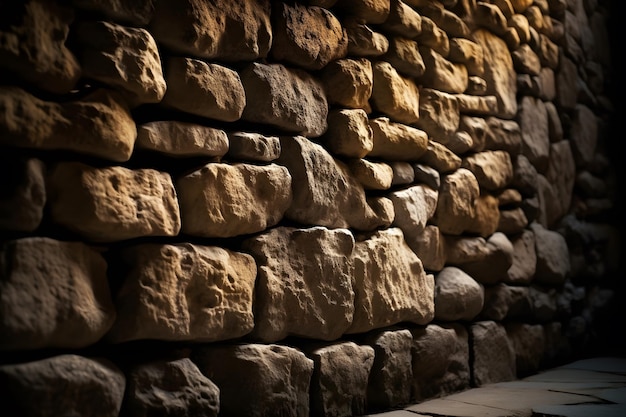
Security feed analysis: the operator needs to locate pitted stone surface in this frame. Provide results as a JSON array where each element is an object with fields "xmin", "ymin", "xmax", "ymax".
[{"xmin": 107, "ymin": 243, "xmax": 256, "ymax": 343}]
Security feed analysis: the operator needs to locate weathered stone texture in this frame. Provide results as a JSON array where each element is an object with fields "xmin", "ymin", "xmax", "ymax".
[
  {"xmin": 242, "ymin": 227, "xmax": 355, "ymax": 342},
  {"xmin": 434, "ymin": 266, "xmax": 484, "ymax": 322},
  {"xmin": 0, "ymin": 156, "xmax": 45, "ymax": 232},
  {"xmin": 348, "ymin": 228, "xmax": 435, "ymax": 333},
  {"xmin": 271, "ymin": 2, "xmax": 347, "ymax": 70},
  {"xmin": 320, "ymin": 58, "xmax": 373, "ymax": 110},
  {"xmin": 470, "ymin": 321, "xmax": 516, "ymax": 386},
  {"xmin": 150, "ymin": 0, "xmax": 271, "ymax": 61},
  {"xmin": 176, "ymin": 163, "xmax": 291, "ymax": 238},
  {"xmin": 0, "ymin": 87, "xmax": 136, "ymax": 162},
  {"xmin": 0, "ymin": 0, "xmax": 80, "ymax": 94},
  {"xmin": 161, "ymin": 57, "xmax": 245, "ymax": 122},
  {"xmin": 369, "ymin": 117, "xmax": 429, "ymax": 161},
  {"xmin": 0, "ymin": 355, "xmax": 125, "ymax": 417},
  {"xmin": 107, "ymin": 243, "xmax": 256, "ymax": 343},
  {"xmin": 122, "ymin": 358, "xmax": 220, "ymax": 417},
  {"xmin": 193, "ymin": 343, "xmax": 313, "ymax": 417},
  {"xmin": 371, "ymin": 61, "xmax": 421, "ymax": 124},
  {"xmin": 411, "ymin": 324, "xmax": 470, "ymax": 401},
  {"xmin": 433, "ymin": 168, "xmax": 480, "ymax": 235},
  {"xmin": 136, "ymin": 121, "xmax": 229, "ymax": 158},
  {"xmin": 241, "ymin": 63, "xmax": 328, "ymax": 137},
  {"xmin": 48, "ymin": 163, "xmax": 180, "ymax": 242},
  {"xmin": 0, "ymin": 238, "xmax": 114, "ymax": 350},
  {"xmin": 307, "ymin": 342, "xmax": 375, "ymax": 417}
]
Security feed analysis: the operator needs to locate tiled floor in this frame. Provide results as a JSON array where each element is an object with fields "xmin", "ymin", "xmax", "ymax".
[{"xmin": 366, "ymin": 357, "xmax": 626, "ymax": 417}]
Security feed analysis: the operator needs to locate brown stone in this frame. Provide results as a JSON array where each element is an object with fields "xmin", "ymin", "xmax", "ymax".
[
  {"xmin": 137, "ymin": 121, "xmax": 229, "ymax": 158},
  {"xmin": 371, "ymin": 61, "xmax": 420, "ymax": 124},
  {"xmin": 0, "ymin": 156, "xmax": 45, "ymax": 232}
]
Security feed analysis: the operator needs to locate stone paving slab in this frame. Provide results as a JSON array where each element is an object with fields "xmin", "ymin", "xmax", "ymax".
[{"xmin": 368, "ymin": 357, "xmax": 626, "ymax": 417}]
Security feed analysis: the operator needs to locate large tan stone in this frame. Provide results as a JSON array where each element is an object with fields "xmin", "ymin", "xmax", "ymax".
[
  {"xmin": 122, "ymin": 358, "xmax": 219, "ymax": 417},
  {"xmin": 0, "ymin": 0, "xmax": 80, "ymax": 94},
  {"xmin": 381, "ymin": 0, "xmax": 423, "ymax": 38},
  {"xmin": 161, "ymin": 57, "xmax": 245, "ymax": 122},
  {"xmin": 433, "ymin": 168, "xmax": 480, "ymax": 235},
  {"xmin": 473, "ymin": 29, "xmax": 518, "ymax": 118},
  {"xmin": 241, "ymin": 63, "xmax": 328, "ymax": 137},
  {"xmin": 384, "ymin": 37, "xmax": 425, "ymax": 78},
  {"xmin": 136, "ymin": 121, "xmax": 228, "ymax": 158},
  {"xmin": 48, "ymin": 163, "xmax": 180, "ymax": 242},
  {"xmin": 271, "ymin": 2, "xmax": 347, "ymax": 70},
  {"xmin": 75, "ymin": 21, "xmax": 166, "ymax": 106},
  {"xmin": 462, "ymin": 150, "xmax": 514, "ymax": 191},
  {"xmin": 368, "ymin": 117, "xmax": 429, "ymax": 161},
  {"xmin": 466, "ymin": 193, "xmax": 501, "ymax": 238},
  {"xmin": 414, "ymin": 88, "xmax": 460, "ymax": 144},
  {"xmin": 419, "ymin": 46, "xmax": 469, "ymax": 94},
  {"xmin": 176, "ymin": 163, "xmax": 291, "ymax": 238},
  {"xmin": 409, "ymin": 225, "xmax": 446, "ymax": 272},
  {"xmin": 227, "ymin": 132, "xmax": 281, "ymax": 162},
  {"xmin": 320, "ymin": 58, "xmax": 373, "ymax": 109},
  {"xmin": 321, "ymin": 109, "xmax": 373, "ymax": 158},
  {"xmin": 0, "ymin": 355, "xmax": 125, "ymax": 417},
  {"xmin": 371, "ymin": 61, "xmax": 420, "ymax": 124},
  {"xmin": 242, "ymin": 226, "xmax": 355, "ymax": 342},
  {"xmin": 150, "ymin": 0, "xmax": 271, "ymax": 61},
  {"xmin": 334, "ymin": 0, "xmax": 391, "ymax": 24},
  {"xmin": 348, "ymin": 228, "xmax": 435, "ymax": 333},
  {"xmin": 306, "ymin": 342, "xmax": 375, "ymax": 417},
  {"xmin": 389, "ymin": 184, "xmax": 439, "ymax": 244},
  {"xmin": 0, "ymin": 156, "xmax": 45, "ymax": 232},
  {"xmin": 279, "ymin": 136, "xmax": 390, "ymax": 231},
  {"xmin": 107, "ymin": 243, "xmax": 256, "ymax": 343},
  {"xmin": 0, "ymin": 87, "xmax": 136, "ymax": 162},
  {"xmin": 344, "ymin": 17, "xmax": 390, "ymax": 57},
  {"xmin": 456, "ymin": 232, "xmax": 515, "ymax": 285},
  {"xmin": 192, "ymin": 343, "xmax": 313, "ymax": 417},
  {"xmin": 0, "ymin": 238, "xmax": 114, "ymax": 350},
  {"xmin": 420, "ymin": 141, "xmax": 462, "ymax": 174}
]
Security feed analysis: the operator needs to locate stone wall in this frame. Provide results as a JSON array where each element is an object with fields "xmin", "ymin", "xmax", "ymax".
[{"xmin": 0, "ymin": 0, "xmax": 622, "ymax": 416}]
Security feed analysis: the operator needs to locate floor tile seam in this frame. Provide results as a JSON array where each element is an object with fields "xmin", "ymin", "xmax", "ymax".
[{"xmin": 543, "ymin": 388, "xmax": 616, "ymax": 405}]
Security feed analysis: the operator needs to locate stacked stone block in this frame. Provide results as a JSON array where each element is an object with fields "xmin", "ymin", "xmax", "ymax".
[{"xmin": 0, "ymin": 0, "xmax": 620, "ymax": 416}]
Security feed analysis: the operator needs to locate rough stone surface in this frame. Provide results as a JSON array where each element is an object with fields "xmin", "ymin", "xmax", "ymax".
[
  {"xmin": 0, "ymin": 0, "xmax": 80, "ymax": 94},
  {"xmin": 242, "ymin": 227, "xmax": 355, "ymax": 342},
  {"xmin": 348, "ymin": 228, "xmax": 435, "ymax": 333},
  {"xmin": 176, "ymin": 163, "xmax": 291, "ymax": 238},
  {"xmin": 0, "ymin": 156, "xmax": 45, "ymax": 232},
  {"xmin": 161, "ymin": 57, "xmax": 245, "ymax": 122},
  {"xmin": 414, "ymin": 88, "xmax": 460, "ymax": 144},
  {"xmin": 371, "ymin": 61, "xmax": 421, "ymax": 124},
  {"xmin": 107, "ymin": 243, "xmax": 257, "ymax": 343},
  {"xmin": 227, "ymin": 132, "xmax": 281, "ymax": 162},
  {"xmin": 471, "ymin": 321, "xmax": 516, "ymax": 386},
  {"xmin": 136, "ymin": 121, "xmax": 229, "ymax": 158},
  {"xmin": 322, "ymin": 109, "xmax": 373, "ymax": 158},
  {"xmin": 433, "ymin": 168, "xmax": 480, "ymax": 235},
  {"xmin": 0, "ymin": 238, "xmax": 114, "ymax": 350},
  {"xmin": 0, "ymin": 87, "xmax": 136, "ymax": 162},
  {"xmin": 122, "ymin": 358, "xmax": 219, "ymax": 417},
  {"xmin": 320, "ymin": 58, "xmax": 373, "ymax": 110},
  {"xmin": 241, "ymin": 63, "xmax": 328, "ymax": 137},
  {"xmin": 411, "ymin": 324, "xmax": 470, "ymax": 401},
  {"xmin": 48, "ymin": 162, "xmax": 180, "ymax": 242},
  {"xmin": 531, "ymin": 222, "xmax": 570, "ymax": 286},
  {"xmin": 369, "ymin": 117, "xmax": 429, "ymax": 161},
  {"xmin": 462, "ymin": 150, "xmax": 514, "ymax": 191},
  {"xmin": 278, "ymin": 136, "xmax": 390, "ymax": 231},
  {"xmin": 365, "ymin": 329, "xmax": 414, "ymax": 411},
  {"xmin": 192, "ymin": 343, "xmax": 313, "ymax": 417},
  {"xmin": 306, "ymin": 342, "xmax": 375, "ymax": 417},
  {"xmin": 150, "ymin": 0, "xmax": 271, "ymax": 61},
  {"xmin": 389, "ymin": 184, "xmax": 439, "ymax": 244},
  {"xmin": 75, "ymin": 20, "xmax": 166, "ymax": 106},
  {"xmin": 0, "ymin": 355, "xmax": 125, "ymax": 417},
  {"xmin": 434, "ymin": 266, "xmax": 484, "ymax": 322},
  {"xmin": 505, "ymin": 229, "xmax": 537, "ymax": 285},
  {"xmin": 271, "ymin": 2, "xmax": 347, "ymax": 70}
]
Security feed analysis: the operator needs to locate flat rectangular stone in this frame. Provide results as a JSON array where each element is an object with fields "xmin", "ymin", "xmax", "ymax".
[
  {"xmin": 524, "ymin": 369, "xmax": 626, "ymax": 384},
  {"xmin": 405, "ymin": 398, "xmax": 520, "ymax": 417}
]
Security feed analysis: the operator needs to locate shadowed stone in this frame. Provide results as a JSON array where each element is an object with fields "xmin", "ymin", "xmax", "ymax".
[
  {"xmin": 320, "ymin": 58, "xmax": 373, "ymax": 109},
  {"xmin": 192, "ymin": 344, "xmax": 313, "ymax": 417},
  {"xmin": 0, "ymin": 238, "xmax": 115, "ymax": 350},
  {"xmin": 122, "ymin": 358, "xmax": 219, "ymax": 417},
  {"xmin": 371, "ymin": 61, "xmax": 420, "ymax": 124},
  {"xmin": 0, "ymin": 355, "xmax": 125, "ymax": 417},
  {"xmin": 505, "ymin": 229, "xmax": 537, "ymax": 285},
  {"xmin": 434, "ymin": 266, "xmax": 484, "ymax": 322},
  {"xmin": 531, "ymin": 222, "xmax": 570, "ymax": 286},
  {"xmin": 419, "ymin": 47, "xmax": 469, "ymax": 93},
  {"xmin": 107, "ymin": 243, "xmax": 256, "ymax": 343},
  {"xmin": 0, "ymin": 156, "xmax": 45, "ymax": 232},
  {"xmin": 305, "ymin": 342, "xmax": 375, "ymax": 417},
  {"xmin": 369, "ymin": 117, "xmax": 428, "ymax": 161},
  {"xmin": 470, "ymin": 321, "xmax": 516, "ymax": 386},
  {"xmin": 411, "ymin": 324, "xmax": 470, "ymax": 401},
  {"xmin": 345, "ymin": 17, "xmax": 390, "ymax": 57},
  {"xmin": 227, "ymin": 132, "xmax": 281, "ymax": 162},
  {"xmin": 73, "ymin": 0, "xmax": 155, "ymax": 25},
  {"xmin": 0, "ymin": 0, "xmax": 80, "ymax": 94},
  {"xmin": 0, "ymin": 87, "xmax": 136, "ymax": 162},
  {"xmin": 433, "ymin": 168, "xmax": 479, "ymax": 235}
]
